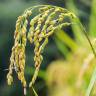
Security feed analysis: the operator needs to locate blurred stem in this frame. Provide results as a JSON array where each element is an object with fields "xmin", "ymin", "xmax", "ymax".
[
  {"xmin": 54, "ymin": 36, "xmax": 69, "ymax": 58},
  {"xmin": 25, "ymin": 67, "xmax": 46, "ymax": 80},
  {"xmin": 55, "ymin": 29, "xmax": 78, "ymax": 52},
  {"xmin": 76, "ymin": 18, "xmax": 96, "ymax": 57},
  {"xmin": 86, "ymin": 67, "xmax": 96, "ymax": 96},
  {"xmin": 66, "ymin": 0, "xmax": 88, "ymax": 16},
  {"xmin": 32, "ymin": 86, "xmax": 38, "ymax": 96},
  {"xmin": 89, "ymin": 0, "xmax": 96, "ymax": 37},
  {"xmin": 66, "ymin": 0, "xmax": 85, "ymax": 43}
]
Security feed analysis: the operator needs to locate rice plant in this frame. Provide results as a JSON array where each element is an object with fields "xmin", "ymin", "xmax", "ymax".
[
  {"xmin": 6, "ymin": 5, "xmax": 79, "ymax": 95},
  {"xmin": 6, "ymin": 4, "xmax": 96, "ymax": 96}
]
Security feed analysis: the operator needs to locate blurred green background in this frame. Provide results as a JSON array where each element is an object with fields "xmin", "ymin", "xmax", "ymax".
[{"xmin": 0, "ymin": 0, "xmax": 95, "ymax": 96}]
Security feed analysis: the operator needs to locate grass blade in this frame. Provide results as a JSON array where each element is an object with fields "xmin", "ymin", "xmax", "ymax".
[
  {"xmin": 89, "ymin": 0, "xmax": 96, "ymax": 37},
  {"xmin": 66, "ymin": 0, "xmax": 85, "ymax": 43},
  {"xmin": 32, "ymin": 86, "xmax": 38, "ymax": 96},
  {"xmin": 86, "ymin": 67, "xmax": 96, "ymax": 96},
  {"xmin": 55, "ymin": 29, "xmax": 78, "ymax": 52},
  {"xmin": 54, "ymin": 36, "xmax": 69, "ymax": 58}
]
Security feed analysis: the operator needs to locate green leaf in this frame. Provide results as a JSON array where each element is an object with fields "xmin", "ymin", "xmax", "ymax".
[
  {"xmin": 89, "ymin": 0, "xmax": 96, "ymax": 37},
  {"xmin": 25, "ymin": 67, "xmax": 46, "ymax": 80},
  {"xmin": 32, "ymin": 86, "xmax": 38, "ymax": 96},
  {"xmin": 54, "ymin": 36, "xmax": 69, "ymax": 58},
  {"xmin": 66, "ymin": 0, "xmax": 86, "ymax": 43},
  {"xmin": 86, "ymin": 67, "xmax": 96, "ymax": 96},
  {"xmin": 55, "ymin": 29, "xmax": 78, "ymax": 52}
]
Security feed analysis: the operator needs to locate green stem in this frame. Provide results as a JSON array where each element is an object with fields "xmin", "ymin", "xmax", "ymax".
[
  {"xmin": 66, "ymin": 0, "xmax": 85, "ymax": 43},
  {"xmin": 89, "ymin": 0, "xmax": 96, "ymax": 37},
  {"xmin": 54, "ymin": 36, "xmax": 69, "ymax": 58},
  {"xmin": 55, "ymin": 29, "xmax": 78, "ymax": 52},
  {"xmin": 77, "ymin": 19, "xmax": 96, "ymax": 57},
  {"xmin": 86, "ymin": 67, "xmax": 96, "ymax": 96},
  {"xmin": 32, "ymin": 86, "xmax": 38, "ymax": 96},
  {"xmin": 25, "ymin": 67, "xmax": 46, "ymax": 80}
]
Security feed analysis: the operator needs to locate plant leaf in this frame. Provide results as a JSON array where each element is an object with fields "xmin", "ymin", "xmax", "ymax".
[
  {"xmin": 86, "ymin": 67, "xmax": 96, "ymax": 96},
  {"xmin": 32, "ymin": 86, "xmax": 38, "ymax": 96}
]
